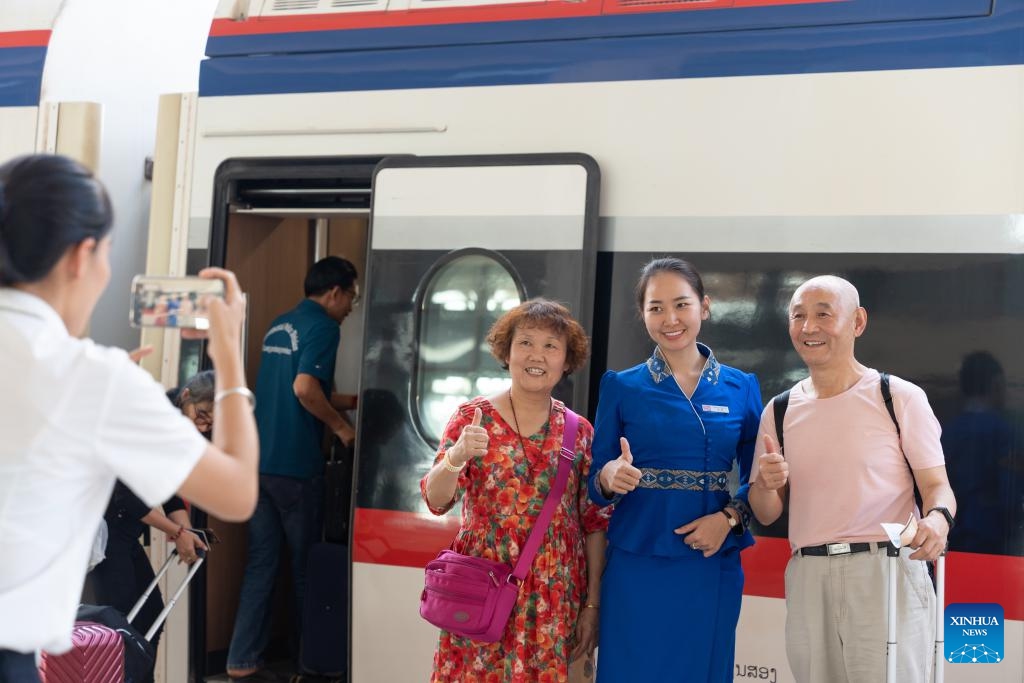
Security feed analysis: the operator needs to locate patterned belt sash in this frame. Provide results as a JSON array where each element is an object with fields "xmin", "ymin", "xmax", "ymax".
[{"xmin": 637, "ymin": 468, "xmax": 729, "ymax": 491}]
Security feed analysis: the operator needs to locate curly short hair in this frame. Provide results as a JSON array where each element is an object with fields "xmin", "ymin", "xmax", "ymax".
[{"xmin": 486, "ymin": 298, "xmax": 590, "ymax": 374}]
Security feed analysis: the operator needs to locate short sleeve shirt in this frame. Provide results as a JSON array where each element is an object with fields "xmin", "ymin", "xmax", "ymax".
[
  {"xmin": 0, "ymin": 289, "xmax": 208, "ymax": 654},
  {"xmin": 751, "ymin": 370, "xmax": 946, "ymax": 550},
  {"xmin": 254, "ymin": 299, "xmax": 340, "ymax": 479}
]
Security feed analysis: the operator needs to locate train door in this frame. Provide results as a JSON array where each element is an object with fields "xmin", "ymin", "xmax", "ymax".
[
  {"xmin": 193, "ymin": 157, "xmax": 379, "ymax": 679},
  {"xmin": 351, "ymin": 154, "xmax": 600, "ymax": 681}
]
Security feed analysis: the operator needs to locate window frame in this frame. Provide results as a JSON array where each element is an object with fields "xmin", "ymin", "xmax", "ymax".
[{"xmin": 410, "ymin": 246, "xmax": 527, "ymax": 448}]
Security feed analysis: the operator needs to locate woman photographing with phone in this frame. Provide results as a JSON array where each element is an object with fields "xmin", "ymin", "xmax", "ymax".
[{"xmin": 0, "ymin": 153, "xmax": 259, "ymax": 682}]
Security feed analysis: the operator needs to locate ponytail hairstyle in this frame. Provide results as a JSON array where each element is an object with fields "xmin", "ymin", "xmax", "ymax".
[{"xmin": 0, "ymin": 154, "xmax": 113, "ymax": 286}]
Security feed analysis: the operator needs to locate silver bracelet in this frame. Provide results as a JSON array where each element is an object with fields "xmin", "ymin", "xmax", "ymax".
[
  {"xmin": 215, "ymin": 386, "xmax": 256, "ymax": 410},
  {"xmin": 441, "ymin": 450, "xmax": 465, "ymax": 473}
]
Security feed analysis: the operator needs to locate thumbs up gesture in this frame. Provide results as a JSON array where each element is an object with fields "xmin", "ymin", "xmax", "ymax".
[
  {"xmin": 598, "ymin": 437, "xmax": 643, "ymax": 496},
  {"xmin": 756, "ymin": 434, "xmax": 789, "ymax": 491},
  {"xmin": 447, "ymin": 407, "xmax": 489, "ymax": 467}
]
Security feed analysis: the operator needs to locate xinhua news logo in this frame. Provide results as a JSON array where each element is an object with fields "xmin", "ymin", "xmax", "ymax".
[{"xmin": 945, "ymin": 603, "xmax": 1004, "ymax": 664}]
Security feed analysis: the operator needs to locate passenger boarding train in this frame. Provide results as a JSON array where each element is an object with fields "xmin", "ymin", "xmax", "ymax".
[{"xmin": 2, "ymin": 0, "xmax": 1023, "ymax": 680}]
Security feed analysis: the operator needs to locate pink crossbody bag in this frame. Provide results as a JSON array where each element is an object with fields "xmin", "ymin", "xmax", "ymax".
[{"xmin": 419, "ymin": 408, "xmax": 579, "ymax": 643}]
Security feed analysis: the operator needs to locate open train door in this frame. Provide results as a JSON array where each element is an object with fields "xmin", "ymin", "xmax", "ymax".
[{"xmin": 352, "ymin": 154, "xmax": 599, "ymax": 681}]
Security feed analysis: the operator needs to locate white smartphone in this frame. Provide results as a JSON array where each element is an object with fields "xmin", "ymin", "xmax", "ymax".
[{"xmin": 129, "ymin": 275, "xmax": 225, "ymax": 329}]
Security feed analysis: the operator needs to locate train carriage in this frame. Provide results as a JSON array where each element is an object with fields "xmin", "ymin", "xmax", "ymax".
[{"xmin": 8, "ymin": 0, "xmax": 1024, "ymax": 680}]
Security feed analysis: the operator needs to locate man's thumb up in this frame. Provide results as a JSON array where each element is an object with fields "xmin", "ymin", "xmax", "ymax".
[
  {"xmin": 471, "ymin": 407, "xmax": 482, "ymax": 427},
  {"xmin": 763, "ymin": 433, "xmax": 780, "ymax": 457},
  {"xmin": 619, "ymin": 437, "xmax": 633, "ymax": 464}
]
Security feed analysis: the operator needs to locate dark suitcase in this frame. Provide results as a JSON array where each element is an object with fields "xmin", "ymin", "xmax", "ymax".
[
  {"xmin": 323, "ymin": 440, "xmax": 353, "ymax": 544},
  {"xmin": 298, "ymin": 543, "xmax": 348, "ymax": 680}
]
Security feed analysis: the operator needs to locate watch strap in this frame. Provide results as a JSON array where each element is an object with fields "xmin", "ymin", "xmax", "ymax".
[{"xmin": 927, "ymin": 506, "xmax": 955, "ymax": 529}]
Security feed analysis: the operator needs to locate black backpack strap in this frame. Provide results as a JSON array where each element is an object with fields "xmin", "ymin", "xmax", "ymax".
[
  {"xmin": 880, "ymin": 372, "xmax": 923, "ymax": 511},
  {"xmin": 879, "ymin": 372, "xmax": 900, "ymax": 436},
  {"xmin": 772, "ymin": 390, "xmax": 791, "ymax": 454}
]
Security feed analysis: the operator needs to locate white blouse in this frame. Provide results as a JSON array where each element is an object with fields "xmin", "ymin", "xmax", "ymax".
[{"xmin": 0, "ymin": 288, "xmax": 207, "ymax": 654}]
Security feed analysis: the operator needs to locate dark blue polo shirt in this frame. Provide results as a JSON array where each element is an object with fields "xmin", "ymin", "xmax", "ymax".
[{"xmin": 254, "ymin": 299, "xmax": 340, "ymax": 479}]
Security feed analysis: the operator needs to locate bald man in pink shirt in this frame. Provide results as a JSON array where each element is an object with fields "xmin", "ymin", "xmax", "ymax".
[{"xmin": 750, "ymin": 275, "xmax": 956, "ymax": 683}]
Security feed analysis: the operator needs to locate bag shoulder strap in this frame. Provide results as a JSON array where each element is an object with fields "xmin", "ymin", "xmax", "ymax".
[
  {"xmin": 511, "ymin": 408, "xmax": 579, "ymax": 581},
  {"xmin": 879, "ymin": 372, "xmax": 901, "ymax": 435},
  {"xmin": 879, "ymin": 371, "xmax": 922, "ymax": 510},
  {"xmin": 772, "ymin": 390, "xmax": 791, "ymax": 454}
]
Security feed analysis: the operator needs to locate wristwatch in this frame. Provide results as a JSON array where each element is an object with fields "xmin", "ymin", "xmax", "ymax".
[
  {"xmin": 720, "ymin": 508, "xmax": 738, "ymax": 528},
  {"xmin": 927, "ymin": 506, "xmax": 955, "ymax": 530}
]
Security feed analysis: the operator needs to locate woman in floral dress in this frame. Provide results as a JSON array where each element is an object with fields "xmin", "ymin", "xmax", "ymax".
[{"xmin": 421, "ymin": 299, "xmax": 611, "ymax": 683}]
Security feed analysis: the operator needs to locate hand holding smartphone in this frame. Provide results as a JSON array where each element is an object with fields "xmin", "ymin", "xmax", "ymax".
[{"xmin": 130, "ymin": 275, "xmax": 226, "ymax": 329}]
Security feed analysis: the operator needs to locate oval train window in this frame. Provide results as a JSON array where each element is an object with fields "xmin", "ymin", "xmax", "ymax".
[{"xmin": 416, "ymin": 253, "xmax": 523, "ymax": 444}]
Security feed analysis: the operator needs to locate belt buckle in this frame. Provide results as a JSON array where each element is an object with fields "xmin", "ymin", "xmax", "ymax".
[{"xmin": 826, "ymin": 543, "xmax": 851, "ymax": 556}]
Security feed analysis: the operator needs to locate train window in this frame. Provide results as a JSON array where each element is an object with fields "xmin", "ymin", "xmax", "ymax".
[{"xmin": 416, "ymin": 251, "xmax": 523, "ymax": 444}]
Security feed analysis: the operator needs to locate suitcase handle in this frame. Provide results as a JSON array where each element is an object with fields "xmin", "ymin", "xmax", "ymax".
[
  {"xmin": 885, "ymin": 548, "xmax": 946, "ymax": 683},
  {"xmin": 126, "ymin": 528, "xmax": 213, "ymax": 642}
]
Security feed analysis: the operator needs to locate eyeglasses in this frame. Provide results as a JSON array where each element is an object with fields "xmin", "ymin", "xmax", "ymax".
[{"xmin": 348, "ymin": 287, "xmax": 361, "ymax": 307}]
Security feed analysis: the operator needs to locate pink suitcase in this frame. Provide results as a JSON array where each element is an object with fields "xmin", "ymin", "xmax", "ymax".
[
  {"xmin": 38, "ymin": 621, "xmax": 125, "ymax": 683},
  {"xmin": 39, "ymin": 530, "xmax": 214, "ymax": 683}
]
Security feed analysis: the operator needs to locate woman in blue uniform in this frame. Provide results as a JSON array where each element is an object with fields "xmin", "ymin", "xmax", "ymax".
[{"xmin": 589, "ymin": 257, "xmax": 761, "ymax": 682}]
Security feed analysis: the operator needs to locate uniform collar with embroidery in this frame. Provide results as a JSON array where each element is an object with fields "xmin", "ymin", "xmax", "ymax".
[{"xmin": 646, "ymin": 343, "xmax": 720, "ymax": 386}]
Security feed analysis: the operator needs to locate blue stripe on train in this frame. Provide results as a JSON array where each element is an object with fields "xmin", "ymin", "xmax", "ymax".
[
  {"xmin": 204, "ymin": 0, "xmax": 994, "ymax": 58},
  {"xmin": 199, "ymin": 0, "xmax": 1022, "ymax": 97},
  {"xmin": 0, "ymin": 46, "xmax": 47, "ymax": 107}
]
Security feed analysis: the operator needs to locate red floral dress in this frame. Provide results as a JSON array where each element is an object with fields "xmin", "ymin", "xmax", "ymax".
[{"xmin": 419, "ymin": 397, "xmax": 611, "ymax": 683}]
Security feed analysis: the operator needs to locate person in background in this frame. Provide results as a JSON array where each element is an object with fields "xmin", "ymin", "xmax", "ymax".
[
  {"xmin": 590, "ymin": 257, "xmax": 761, "ymax": 683},
  {"xmin": 227, "ymin": 257, "xmax": 359, "ymax": 682},
  {"xmin": 749, "ymin": 275, "xmax": 956, "ymax": 683},
  {"xmin": 89, "ymin": 370, "xmax": 217, "ymax": 650},
  {"xmin": 0, "ymin": 153, "xmax": 258, "ymax": 683},
  {"xmin": 942, "ymin": 351, "xmax": 1017, "ymax": 554},
  {"xmin": 421, "ymin": 298, "xmax": 610, "ymax": 682}
]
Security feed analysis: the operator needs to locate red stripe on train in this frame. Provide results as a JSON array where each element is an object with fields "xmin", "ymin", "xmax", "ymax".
[
  {"xmin": 209, "ymin": 0, "xmax": 838, "ymax": 37},
  {"xmin": 0, "ymin": 30, "xmax": 51, "ymax": 49},
  {"xmin": 354, "ymin": 507, "xmax": 1024, "ymax": 620}
]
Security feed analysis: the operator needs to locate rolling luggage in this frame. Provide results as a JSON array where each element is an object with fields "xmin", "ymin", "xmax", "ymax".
[
  {"xmin": 296, "ymin": 543, "xmax": 348, "ymax": 682},
  {"xmin": 40, "ymin": 533, "xmax": 211, "ymax": 683},
  {"xmin": 323, "ymin": 439, "xmax": 353, "ymax": 544},
  {"xmin": 39, "ymin": 622, "xmax": 125, "ymax": 683}
]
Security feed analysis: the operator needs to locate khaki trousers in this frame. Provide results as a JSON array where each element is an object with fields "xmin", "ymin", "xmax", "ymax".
[{"xmin": 785, "ymin": 546, "xmax": 935, "ymax": 683}]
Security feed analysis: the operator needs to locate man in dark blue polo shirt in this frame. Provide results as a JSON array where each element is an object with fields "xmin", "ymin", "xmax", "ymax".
[{"xmin": 227, "ymin": 256, "xmax": 359, "ymax": 682}]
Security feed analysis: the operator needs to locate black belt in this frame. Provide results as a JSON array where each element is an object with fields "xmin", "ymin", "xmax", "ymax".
[{"xmin": 798, "ymin": 541, "xmax": 894, "ymax": 557}]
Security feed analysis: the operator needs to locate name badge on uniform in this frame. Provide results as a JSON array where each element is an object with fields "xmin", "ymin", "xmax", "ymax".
[{"xmin": 702, "ymin": 404, "xmax": 729, "ymax": 414}]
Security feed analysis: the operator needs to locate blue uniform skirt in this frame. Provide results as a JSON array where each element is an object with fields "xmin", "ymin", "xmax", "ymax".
[{"xmin": 597, "ymin": 546, "xmax": 743, "ymax": 683}]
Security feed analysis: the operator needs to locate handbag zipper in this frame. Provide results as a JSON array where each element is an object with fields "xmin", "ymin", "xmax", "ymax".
[{"xmin": 423, "ymin": 585, "xmax": 488, "ymax": 602}]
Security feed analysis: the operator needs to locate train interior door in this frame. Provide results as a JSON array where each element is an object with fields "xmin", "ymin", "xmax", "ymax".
[{"xmin": 351, "ymin": 154, "xmax": 600, "ymax": 681}]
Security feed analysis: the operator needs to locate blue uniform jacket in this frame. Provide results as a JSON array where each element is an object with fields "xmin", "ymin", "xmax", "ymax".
[{"xmin": 589, "ymin": 344, "xmax": 761, "ymax": 558}]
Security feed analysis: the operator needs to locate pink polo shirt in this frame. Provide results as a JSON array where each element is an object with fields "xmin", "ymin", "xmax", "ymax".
[{"xmin": 751, "ymin": 370, "xmax": 945, "ymax": 551}]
